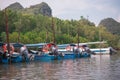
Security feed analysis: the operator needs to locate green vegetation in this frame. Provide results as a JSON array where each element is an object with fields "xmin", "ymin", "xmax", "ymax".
[{"xmin": 0, "ymin": 9, "xmax": 120, "ymax": 48}]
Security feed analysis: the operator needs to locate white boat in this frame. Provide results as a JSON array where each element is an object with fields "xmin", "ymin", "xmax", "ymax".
[
  {"xmin": 57, "ymin": 41, "xmax": 117, "ymax": 55},
  {"xmin": 90, "ymin": 47, "xmax": 110, "ymax": 55}
]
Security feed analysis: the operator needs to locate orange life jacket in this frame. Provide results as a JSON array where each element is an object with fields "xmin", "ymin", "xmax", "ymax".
[{"xmin": 2, "ymin": 44, "xmax": 7, "ymax": 53}]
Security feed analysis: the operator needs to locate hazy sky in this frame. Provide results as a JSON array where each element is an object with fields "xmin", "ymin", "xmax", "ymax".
[{"xmin": 0, "ymin": 0, "xmax": 120, "ymax": 25}]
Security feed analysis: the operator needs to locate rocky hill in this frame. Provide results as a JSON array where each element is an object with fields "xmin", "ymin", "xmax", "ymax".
[
  {"xmin": 99, "ymin": 18, "xmax": 120, "ymax": 35},
  {"xmin": 6, "ymin": 2, "xmax": 24, "ymax": 11},
  {"xmin": 6, "ymin": 2, "xmax": 52, "ymax": 16},
  {"xmin": 29, "ymin": 2, "xmax": 52, "ymax": 16}
]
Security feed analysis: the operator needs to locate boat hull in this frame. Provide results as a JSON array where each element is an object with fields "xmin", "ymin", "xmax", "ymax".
[
  {"xmin": 90, "ymin": 48, "xmax": 110, "ymax": 55},
  {"xmin": 34, "ymin": 54, "xmax": 62, "ymax": 62},
  {"xmin": 34, "ymin": 51, "xmax": 91, "ymax": 62},
  {"xmin": 1, "ymin": 56, "xmax": 22, "ymax": 64},
  {"xmin": 0, "ymin": 51, "xmax": 91, "ymax": 63}
]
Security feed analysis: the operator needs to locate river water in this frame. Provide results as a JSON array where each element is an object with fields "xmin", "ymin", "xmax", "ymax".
[{"xmin": 0, "ymin": 52, "xmax": 120, "ymax": 80}]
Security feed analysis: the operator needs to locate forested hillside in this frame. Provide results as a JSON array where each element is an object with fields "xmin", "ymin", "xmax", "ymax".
[{"xmin": 0, "ymin": 2, "xmax": 120, "ymax": 48}]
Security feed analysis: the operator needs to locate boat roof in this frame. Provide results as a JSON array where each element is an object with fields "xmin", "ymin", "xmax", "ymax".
[
  {"xmin": 75, "ymin": 41, "xmax": 107, "ymax": 45},
  {"xmin": 11, "ymin": 43, "xmax": 24, "ymax": 47},
  {"xmin": 26, "ymin": 43, "xmax": 47, "ymax": 48},
  {"xmin": 57, "ymin": 44, "xmax": 69, "ymax": 48}
]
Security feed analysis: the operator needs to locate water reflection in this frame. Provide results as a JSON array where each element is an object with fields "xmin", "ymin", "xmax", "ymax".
[
  {"xmin": 0, "ymin": 53, "xmax": 120, "ymax": 80},
  {"xmin": 91, "ymin": 55, "xmax": 111, "ymax": 80}
]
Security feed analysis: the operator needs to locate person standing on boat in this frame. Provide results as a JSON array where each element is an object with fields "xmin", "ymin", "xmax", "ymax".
[{"xmin": 20, "ymin": 45, "xmax": 29, "ymax": 61}]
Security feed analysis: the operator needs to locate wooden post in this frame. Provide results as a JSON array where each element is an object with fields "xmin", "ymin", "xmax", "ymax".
[
  {"xmin": 46, "ymin": 31, "xmax": 48, "ymax": 43},
  {"xmin": 77, "ymin": 28, "xmax": 80, "ymax": 47},
  {"xmin": 52, "ymin": 17, "xmax": 56, "ymax": 44},
  {"xmin": 18, "ymin": 18, "xmax": 21, "ymax": 43},
  {"xmin": 5, "ymin": 8, "xmax": 11, "ymax": 63},
  {"xmin": 99, "ymin": 29, "xmax": 102, "ymax": 55}
]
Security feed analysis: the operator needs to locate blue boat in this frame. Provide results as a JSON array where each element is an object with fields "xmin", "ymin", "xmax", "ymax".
[
  {"xmin": 79, "ymin": 52, "xmax": 91, "ymax": 57},
  {"xmin": 1, "ymin": 58, "xmax": 9, "ymax": 63},
  {"xmin": 34, "ymin": 54, "xmax": 62, "ymax": 62},
  {"xmin": 57, "ymin": 44, "xmax": 91, "ymax": 59},
  {"xmin": 0, "ymin": 50, "xmax": 91, "ymax": 64},
  {"xmin": 33, "ymin": 50, "xmax": 91, "ymax": 62},
  {"xmin": 0, "ymin": 53, "xmax": 23, "ymax": 64},
  {"xmin": 63, "ymin": 51, "xmax": 91, "ymax": 58},
  {"xmin": 34, "ymin": 53, "xmax": 74, "ymax": 61},
  {"xmin": 34, "ymin": 43, "xmax": 91, "ymax": 61},
  {"xmin": 10, "ymin": 53, "xmax": 23, "ymax": 63}
]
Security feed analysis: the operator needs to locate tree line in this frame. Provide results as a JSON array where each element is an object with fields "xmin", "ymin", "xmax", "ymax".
[{"xmin": 0, "ymin": 9, "xmax": 119, "ymax": 48}]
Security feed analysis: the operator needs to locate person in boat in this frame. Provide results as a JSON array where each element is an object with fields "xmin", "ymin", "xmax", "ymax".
[
  {"xmin": 0, "ymin": 43, "xmax": 15, "ymax": 63},
  {"xmin": 73, "ymin": 46, "xmax": 77, "ymax": 52},
  {"xmin": 9, "ymin": 44, "xmax": 15, "ymax": 54},
  {"xmin": 20, "ymin": 45, "xmax": 29, "ymax": 61},
  {"xmin": 79, "ymin": 46, "xmax": 85, "ymax": 53},
  {"xmin": 66, "ymin": 45, "xmax": 72, "ymax": 51},
  {"xmin": 73, "ymin": 45, "xmax": 81, "ymax": 55},
  {"xmin": 51, "ymin": 44, "xmax": 59, "ymax": 56},
  {"xmin": 42, "ymin": 44, "xmax": 49, "ymax": 53},
  {"xmin": 1, "ymin": 43, "xmax": 8, "ymax": 59},
  {"xmin": 82, "ymin": 45, "xmax": 96, "ymax": 55},
  {"xmin": 83, "ymin": 45, "xmax": 90, "ymax": 52}
]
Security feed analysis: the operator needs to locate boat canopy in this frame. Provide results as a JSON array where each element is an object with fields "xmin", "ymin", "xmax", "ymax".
[
  {"xmin": 11, "ymin": 43, "xmax": 24, "ymax": 47},
  {"xmin": 26, "ymin": 43, "xmax": 47, "ymax": 48}
]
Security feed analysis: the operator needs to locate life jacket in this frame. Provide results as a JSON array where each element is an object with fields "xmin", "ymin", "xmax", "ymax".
[
  {"xmin": 2, "ymin": 44, "xmax": 7, "ymax": 53},
  {"xmin": 3, "ymin": 44, "xmax": 14, "ymax": 54}
]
